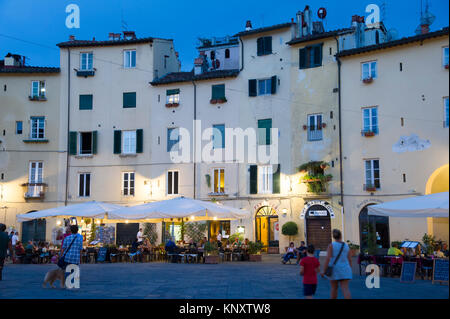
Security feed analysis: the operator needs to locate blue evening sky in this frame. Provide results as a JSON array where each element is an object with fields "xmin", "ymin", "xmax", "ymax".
[{"xmin": 0, "ymin": 0, "xmax": 448, "ymax": 71}]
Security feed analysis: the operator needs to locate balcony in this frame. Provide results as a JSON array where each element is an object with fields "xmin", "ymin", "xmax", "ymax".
[
  {"xmin": 21, "ymin": 183, "xmax": 48, "ymax": 200},
  {"xmin": 306, "ymin": 128, "xmax": 323, "ymax": 141},
  {"xmin": 28, "ymin": 95, "xmax": 47, "ymax": 101},
  {"xmin": 363, "ymin": 184, "xmax": 379, "ymax": 192},
  {"xmin": 76, "ymin": 69, "xmax": 95, "ymax": 77},
  {"xmin": 23, "ymin": 138, "xmax": 49, "ymax": 143}
]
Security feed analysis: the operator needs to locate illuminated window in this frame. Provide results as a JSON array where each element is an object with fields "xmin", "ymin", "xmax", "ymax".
[{"xmin": 213, "ymin": 168, "xmax": 225, "ymax": 193}]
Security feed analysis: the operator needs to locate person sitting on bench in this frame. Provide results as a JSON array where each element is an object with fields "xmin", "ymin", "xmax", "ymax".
[{"xmin": 282, "ymin": 242, "xmax": 297, "ymax": 264}]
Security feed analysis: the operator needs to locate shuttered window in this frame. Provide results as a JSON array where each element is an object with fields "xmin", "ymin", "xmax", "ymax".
[
  {"xmin": 123, "ymin": 92, "xmax": 136, "ymax": 108},
  {"xmin": 249, "ymin": 77, "xmax": 277, "ymax": 96},
  {"xmin": 212, "ymin": 124, "xmax": 225, "ymax": 149},
  {"xmin": 113, "ymin": 130, "xmax": 122, "ymax": 154},
  {"xmin": 249, "ymin": 165, "xmax": 258, "ymax": 194},
  {"xmin": 212, "ymin": 84, "xmax": 225, "ymax": 99},
  {"xmin": 257, "ymin": 36, "xmax": 272, "ymax": 56},
  {"xmin": 249, "ymin": 164, "xmax": 280, "ymax": 195},
  {"xmin": 258, "ymin": 119, "xmax": 272, "ymax": 145},
  {"xmin": 299, "ymin": 43, "xmax": 323, "ymax": 69},
  {"xmin": 167, "ymin": 171, "xmax": 179, "ymax": 195},
  {"xmin": 167, "ymin": 127, "xmax": 180, "ymax": 152},
  {"xmin": 79, "ymin": 94, "xmax": 93, "ymax": 110}
]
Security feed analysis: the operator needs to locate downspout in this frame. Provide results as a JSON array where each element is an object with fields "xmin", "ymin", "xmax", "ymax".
[
  {"xmin": 64, "ymin": 48, "xmax": 71, "ymax": 206},
  {"xmin": 239, "ymin": 37, "xmax": 244, "ymax": 71},
  {"xmin": 192, "ymin": 80, "xmax": 197, "ymax": 199},
  {"xmin": 334, "ymin": 37, "xmax": 345, "ymax": 238}
]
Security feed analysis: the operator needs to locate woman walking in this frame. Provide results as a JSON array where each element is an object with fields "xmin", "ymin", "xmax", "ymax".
[{"xmin": 321, "ymin": 229, "xmax": 352, "ymax": 299}]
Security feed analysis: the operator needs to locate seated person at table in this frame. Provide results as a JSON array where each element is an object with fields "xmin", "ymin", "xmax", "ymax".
[
  {"xmin": 241, "ymin": 238, "xmax": 249, "ymax": 249},
  {"xmin": 442, "ymin": 243, "xmax": 449, "ymax": 257},
  {"xmin": 225, "ymin": 240, "xmax": 231, "ymax": 250},
  {"xmin": 165, "ymin": 237, "xmax": 177, "ymax": 253},
  {"xmin": 296, "ymin": 241, "xmax": 307, "ymax": 264},
  {"xmin": 387, "ymin": 243, "xmax": 403, "ymax": 256},
  {"xmin": 282, "ymin": 242, "xmax": 297, "ymax": 264},
  {"xmin": 231, "ymin": 237, "xmax": 240, "ymax": 249},
  {"xmin": 15, "ymin": 241, "xmax": 25, "ymax": 262},
  {"xmin": 434, "ymin": 245, "xmax": 445, "ymax": 258}
]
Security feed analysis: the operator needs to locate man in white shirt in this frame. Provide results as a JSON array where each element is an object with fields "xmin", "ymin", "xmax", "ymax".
[
  {"xmin": 216, "ymin": 231, "xmax": 222, "ymax": 242},
  {"xmin": 137, "ymin": 228, "xmax": 144, "ymax": 244},
  {"xmin": 12, "ymin": 232, "xmax": 19, "ymax": 246}
]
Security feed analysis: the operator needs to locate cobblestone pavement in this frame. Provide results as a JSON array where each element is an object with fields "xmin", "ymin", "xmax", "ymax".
[{"xmin": 0, "ymin": 257, "xmax": 448, "ymax": 299}]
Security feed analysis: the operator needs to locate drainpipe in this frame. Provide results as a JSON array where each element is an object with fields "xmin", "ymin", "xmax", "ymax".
[
  {"xmin": 239, "ymin": 37, "xmax": 244, "ymax": 71},
  {"xmin": 192, "ymin": 80, "xmax": 197, "ymax": 199},
  {"xmin": 334, "ymin": 37, "xmax": 345, "ymax": 235},
  {"xmin": 64, "ymin": 48, "xmax": 71, "ymax": 206}
]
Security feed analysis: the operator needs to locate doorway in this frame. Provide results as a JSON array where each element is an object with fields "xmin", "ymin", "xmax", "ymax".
[
  {"xmin": 359, "ymin": 204, "xmax": 390, "ymax": 252},
  {"xmin": 305, "ymin": 204, "xmax": 331, "ymax": 251},
  {"xmin": 255, "ymin": 206, "xmax": 279, "ymax": 250}
]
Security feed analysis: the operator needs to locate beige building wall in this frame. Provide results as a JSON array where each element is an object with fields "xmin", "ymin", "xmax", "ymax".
[{"xmin": 340, "ymin": 35, "xmax": 449, "ymax": 247}]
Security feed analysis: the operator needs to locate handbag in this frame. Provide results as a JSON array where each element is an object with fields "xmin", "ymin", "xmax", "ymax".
[
  {"xmin": 325, "ymin": 242, "xmax": 345, "ymax": 277},
  {"xmin": 57, "ymin": 235, "xmax": 77, "ymax": 269}
]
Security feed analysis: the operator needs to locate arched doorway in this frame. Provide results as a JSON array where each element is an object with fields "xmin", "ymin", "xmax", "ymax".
[
  {"xmin": 255, "ymin": 206, "xmax": 279, "ymax": 250},
  {"xmin": 359, "ymin": 204, "xmax": 390, "ymax": 253},
  {"xmin": 305, "ymin": 204, "xmax": 332, "ymax": 250},
  {"xmin": 22, "ymin": 210, "xmax": 46, "ymax": 243}
]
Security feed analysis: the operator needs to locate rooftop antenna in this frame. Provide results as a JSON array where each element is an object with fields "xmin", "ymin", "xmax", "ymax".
[
  {"xmin": 380, "ymin": 0, "xmax": 387, "ymax": 25},
  {"xmin": 121, "ymin": 8, "xmax": 129, "ymax": 31},
  {"xmin": 415, "ymin": 0, "xmax": 435, "ymax": 34}
]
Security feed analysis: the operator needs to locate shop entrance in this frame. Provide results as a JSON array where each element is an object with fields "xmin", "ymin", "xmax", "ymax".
[
  {"xmin": 22, "ymin": 218, "xmax": 46, "ymax": 244},
  {"xmin": 255, "ymin": 206, "xmax": 279, "ymax": 250},
  {"xmin": 116, "ymin": 223, "xmax": 139, "ymax": 246},
  {"xmin": 359, "ymin": 204, "xmax": 390, "ymax": 252},
  {"xmin": 305, "ymin": 205, "xmax": 331, "ymax": 251}
]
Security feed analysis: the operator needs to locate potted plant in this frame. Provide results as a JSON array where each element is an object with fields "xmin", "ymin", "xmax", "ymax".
[
  {"xmin": 302, "ymin": 125, "xmax": 308, "ymax": 130},
  {"xmin": 365, "ymin": 184, "xmax": 377, "ymax": 192},
  {"xmin": 248, "ymin": 241, "xmax": 264, "ymax": 261},
  {"xmin": 363, "ymin": 131, "xmax": 375, "ymax": 137},
  {"xmin": 346, "ymin": 240, "xmax": 360, "ymax": 256},
  {"xmin": 210, "ymin": 99, "xmax": 218, "ymax": 104},
  {"xmin": 445, "ymin": 64, "xmax": 449, "ymax": 69},
  {"xmin": 205, "ymin": 174, "xmax": 211, "ymax": 188},
  {"xmin": 422, "ymin": 233, "xmax": 437, "ymax": 256},
  {"xmin": 363, "ymin": 77, "xmax": 373, "ymax": 84},
  {"xmin": 204, "ymin": 241, "xmax": 219, "ymax": 264},
  {"xmin": 216, "ymin": 97, "xmax": 227, "ymax": 103},
  {"xmin": 321, "ymin": 123, "xmax": 326, "ymax": 129},
  {"xmin": 281, "ymin": 221, "xmax": 298, "ymax": 245}
]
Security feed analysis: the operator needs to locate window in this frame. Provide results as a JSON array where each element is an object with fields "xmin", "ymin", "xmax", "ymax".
[
  {"xmin": 28, "ymin": 161, "xmax": 43, "ymax": 197},
  {"xmin": 167, "ymin": 128, "xmax": 180, "ymax": 152},
  {"xmin": 249, "ymin": 76, "xmax": 277, "ymax": 96},
  {"xmin": 365, "ymin": 159, "xmax": 380, "ymax": 190},
  {"xmin": 362, "ymin": 61, "xmax": 377, "ymax": 80},
  {"xmin": 122, "ymin": 172, "xmax": 135, "ymax": 196},
  {"xmin": 79, "ymin": 132, "xmax": 93, "ymax": 155},
  {"xmin": 80, "ymin": 52, "xmax": 93, "ymax": 70},
  {"xmin": 211, "ymin": 84, "xmax": 225, "ymax": 100},
  {"xmin": 213, "ymin": 168, "xmax": 225, "ymax": 193},
  {"xmin": 443, "ymin": 47, "xmax": 449, "ymax": 67},
  {"xmin": 31, "ymin": 81, "xmax": 45, "ymax": 98},
  {"xmin": 79, "ymin": 94, "xmax": 93, "ymax": 110},
  {"xmin": 256, "ymin": 36, "xmax": 272, "ymax": 56},
  {"xmin": 299, "ymin": 43, "xmax": 323, "ymax": 69},
  {"xmin": 16, "ymin": 121, "xmax": 23, "ymax": 134},
  {"xmin": 212, "ymin": 124, "xmax": 225, "ymax": 149},
  {"xmin": 362, "ymin": 107, "xmax": 378, "ymax": 134},
  {"xmin": 258, "ymin": 119, "xmax": 272, "ymax": 145},
  {"xmin": 78, "ymin": 173, "xmax": 91, "ymax": 197},
  {"xmin": 30, "ymin": 116, "xmax": 45, "ymax": 139},
  {"xmin": 258, "ymin": 79, "xmax": 272, "ymax": 96},
  {"xmin": 167, "ymin": 171, "xmax": 179, "ymax": 195},
  {"xmin": 166, "ymin": 89, "xmax": 180, "ymax": 104},
  {"xmin": 122, "ymin": 130, "xmax": 137, "ymax": 154},
  {"xmin": 307, "ymin": 114, "xmax": 322, "ymax": 141},
  {"xmin": 444, "ymin": 97, "xmax": 449, "ymax": 128},
  {"xmin": 258, "ymin": 165, "xmax": 273, "ymax": 194},
  {"xmin": 225, "ymin": 49, "xmax": 230, "ymax": 59},
  {"xmin": 123, "ymin": 92, "xmax": 136, "ymax": 108},
  {"xmin": 124, "ymin": 50, "xmax": 136, "ymax": 68}
]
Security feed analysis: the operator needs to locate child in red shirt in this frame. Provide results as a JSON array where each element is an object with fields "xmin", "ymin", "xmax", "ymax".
[{"xmin": 299, "ymin": 244, "xmax": 320, "ymax": 299}]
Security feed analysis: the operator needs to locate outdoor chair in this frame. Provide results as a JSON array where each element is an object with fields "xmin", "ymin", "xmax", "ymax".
[
  {"xmin": 232, "ymin": 249, "xmax": 242, "ymax": 261},
  {"xmin": 421, "ymin": 258, "xmax": 433, "ymax": 280},
  {"xmin": 109, "ymin": 248, "xmax": 120, "ymax": 263},
  {"xmin": 224, "ymin": 251, "xmax": 232, "ymax": 261},
  {"xmin": 128, "ymin": 251, "xmax": 141, "ymax": 263},
  {"xmin": 374, "ymin": 255, "xmax": 388, "ymax": 276}
]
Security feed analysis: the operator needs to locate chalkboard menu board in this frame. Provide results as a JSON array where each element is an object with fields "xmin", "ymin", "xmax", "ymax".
[
  {"xmin": 400, "ymin": 262, "xmax": 417, "ymax": 283},
  {"xmin": 432, "ymin": 259, "xmax": 449, "ymax": 285},
  {"xmin": 97, "ymin": 247, "xmax": 107, "ymax": 262}
]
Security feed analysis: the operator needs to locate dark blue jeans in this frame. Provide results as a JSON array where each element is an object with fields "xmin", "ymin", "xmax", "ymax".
[{"xmin": 283, "ymin": 252, "xmax": 295, "ymax": 262}]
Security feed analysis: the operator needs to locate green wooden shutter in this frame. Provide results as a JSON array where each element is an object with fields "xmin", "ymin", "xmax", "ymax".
[
  {"xmin": 271, "ymin": 75, "xmax": 277, "ymax": 94},
  {"xmin": 258, "ymin": 119, "xmax": 272, "ymax": 145},
  {"xmin": 136, "ymin": 129, "xmax": 143, "ymax": 153},
  {"xmin": 264, "ymin": 36, "xmax": 272, "ymax": 54},
  {"xmin": 299, "ymin": 48, "xmax": 307, "ymax": 69},
  {"xmin": 249, "ymin": 79, "xmax": 257, "ymax": 97},
  {"xmin": 313, "ymin": 44, "xmax": 323, "ymax": 67},
  {"xmin": 257, "ymin": 38, "xmax": 264, "ymax": 56},
  {"xmin": 249, "ymin": 165, "xmax": 258, "ymax": 194},
  {"xmin": 272, "ymin": 164, "xmax": 280, "ymax": 194},
  {"xmin": 69, "ymin": 131, "xmax": 77, "ymax": 155},
  {"xmin": 123, "ymin": 92, "xmax": 136, "ymax": 108},
  {"xmin": 113, "ymin": 130, "xmax": 121, "ymax": 154},
  {"xmin": 166, "ymin": 89, "xmax": 180, "ymax": 95},
  {"xmin": 92, "ymin": 131, "xmax": 98, "ymax": 154},
  {"xmin": 79, "ymin": 95, "xmax": 93, "ymax": 110},
  {"xmin": 212, "ymin": 84, "xmax": 225, "ymax": 99}
]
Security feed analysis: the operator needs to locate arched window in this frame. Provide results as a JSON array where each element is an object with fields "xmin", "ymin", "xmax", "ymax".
[
  {"xmin": 225, "ymin": 49, "xmax": 230, "ymax": 59},
  {"xmin": 359, "ymin": 204, "xmax": 390, "ymax": 253}
]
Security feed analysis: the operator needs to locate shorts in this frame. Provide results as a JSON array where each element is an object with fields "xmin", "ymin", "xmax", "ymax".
[{"xmin": 303, "ymin": 283, "xmax": 317, "ymax": 296}]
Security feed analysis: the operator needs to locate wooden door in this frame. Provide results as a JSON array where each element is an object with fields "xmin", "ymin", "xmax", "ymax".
[{"xmin": 306, "ymin": 218, "xmax": 331, "ymax": 251}]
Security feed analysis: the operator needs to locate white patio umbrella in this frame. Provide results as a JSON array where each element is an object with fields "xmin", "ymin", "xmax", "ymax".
[
  {"xmin": 16, "ymin": 201, "xmax": 123, "ymax": 222},
  {"xmin": 368, "ymin": 192, "xmax": 449, "ymax": 218},
  {"xmin": 108, "ymin": 196, "xmax": 250, "ymax": 222}
]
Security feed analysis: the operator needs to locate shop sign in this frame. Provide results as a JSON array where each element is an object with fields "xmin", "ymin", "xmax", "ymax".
[{"xmin": 300, "ymin": 200, "xmax": 335, "ymax": 219}]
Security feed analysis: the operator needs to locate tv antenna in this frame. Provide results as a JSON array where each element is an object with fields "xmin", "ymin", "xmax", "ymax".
[{"xmin": 121, "ymin": 8, "xmax": 129, "ymax": 31}]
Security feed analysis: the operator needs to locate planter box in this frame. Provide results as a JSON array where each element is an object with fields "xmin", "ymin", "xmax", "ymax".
[
  {"xmin": 303, "ymin": 125, "xmax": 308, "ymax": 130},
  {"xmin": 204, "ymin": 255, "xmax": 219, "ymax": 264},
  {"xmin": 445, "ymin": 64, "xmax": 449, "ymax": 69},
  {"xmin": 267, "ymin": 247, "xmax": 279, "ymax": 254},
  {"xmin": 249, "ymin": 254, "xmax": 262, "ymax": 262},
  {"xmin": 362, "ymin": 77, "xmax": 373, "ymax": 84},
  {"xmin": 363, "ymin": 131, "xmax": 375, "ymax": 137},
  {"xmin": 365, "ymin": 187, "xmax": 377, "ymax": 192},
  {"xmin": 165, "ymin": 103, "xmax": 179, "ymax": 108},
  {"xmin": 210, "ymin": 99, "xmax": 218, "ymax": 104}
]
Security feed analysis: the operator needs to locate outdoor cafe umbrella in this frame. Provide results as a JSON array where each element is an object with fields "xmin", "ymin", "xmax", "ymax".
[
  {"xmin": 367, "ymin": 192, "xmax": 449, "ymax": 218},
  {"xmin": 16, "ymin": 201, "xmax": 123, "ymax": 222},
  {"xmin": 108, "ymin": 196, "xmax": 250, "ymax": 222}
]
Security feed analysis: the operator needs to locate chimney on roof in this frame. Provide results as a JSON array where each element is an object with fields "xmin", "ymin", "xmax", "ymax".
[
  {"xmin": 123, "ymin": 31, "xmax": 136, "ymax": 40},
  {"xmin": 69, "ymin": 35, "xmax": 75, "ymax": 41},
  {"xmin": 351, "ymin": 15, "xmax": 366, "ymax": 48},
  {"xmin": 194, "ymin": 54, "xmax": 209, "ymax": 75},
  {"xmin": 420, "ymin": 24, "xmax": 430, "ymax": 34},
  {"xmin": 245, "ymin": 20, "xmax": 252, "ymax": 31}
]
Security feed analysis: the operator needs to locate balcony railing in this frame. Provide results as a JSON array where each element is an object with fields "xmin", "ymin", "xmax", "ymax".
[
  {"xmin": 307, "ymin": 128, "xmax": 323, "ymax": 141},
  {"xmin": 76, "ymin": 69, "xmax": 95, "ymax": 77},
  {"xmin": 21, "ymin": 182, "xmax": 47, "ymax": 199}
]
